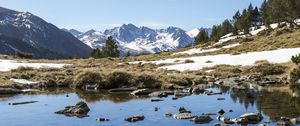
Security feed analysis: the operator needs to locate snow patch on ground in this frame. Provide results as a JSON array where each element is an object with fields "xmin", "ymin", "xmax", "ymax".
[
  {"xmin": 10, "ymin": 78, "xmax": 39, "ymax": 85},
  {"xmin": 0, "ymin": 59, "xmax": 69, "ymax": 72},
  {"xmin": 250, "ymin": 26, "xmax": 267, "ymax": 35},
  {"xmin": 131, "ymin": 48, "xmax": 300, "ymax": 72},
  {"xmin": 173, "ymin": 43, "xmax": 240, "ymax": 55}
]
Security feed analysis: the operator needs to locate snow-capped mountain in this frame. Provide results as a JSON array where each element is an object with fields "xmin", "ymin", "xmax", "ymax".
[
  {"xmin": 0, "ymin": 7, "xmax": 92, "ymax": 59},
  {"xmin": 187, "ymin": 28, "xmax": 212, "ymax": 38},
  {"xmin": 71, "ymin": 24, "xmax": 201, "ymax": 56}
]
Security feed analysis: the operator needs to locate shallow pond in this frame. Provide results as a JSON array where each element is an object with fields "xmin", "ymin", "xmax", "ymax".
[{"xmin": 0, "ymin": 87, "xmax": 299, "ymax": 126}]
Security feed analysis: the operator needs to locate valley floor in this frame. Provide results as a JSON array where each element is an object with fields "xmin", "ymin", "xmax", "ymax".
[{"xmin": 0, "ymin": 27, "xmax": 299, "ymax": 90}]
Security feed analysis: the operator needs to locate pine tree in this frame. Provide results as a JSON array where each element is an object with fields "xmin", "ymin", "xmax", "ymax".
[
  {"xmin": 233, "ymin": 11, "xmax": 241, "ymax": 35},
  {"xmin": 284, "ymin": 0, "xmax": 297, "ymax": 27},
  {"xmin": 252, "ymin": 7, "xmax": 261, "ymax": 26},
  {"xmin": 102, "ymin": 36, "xmax": 120, "ymax": 57},
  {"xmin": 221, "ymin": 19, "xmax": 233, "ymax": 36},
  {"xmin": 195, "ymin": 29, "xmax": 209, "ymax": 44},
  {"xmin": 241, "ymin": 9, "xmax": 251, "ymax": 34},
  {"xmin": 210, "ymin": 25, "xmax": 222, "ymax": 42},
  {"xmin": 260, "ymin": 0, "xmax": 271, "ymax": 27}
]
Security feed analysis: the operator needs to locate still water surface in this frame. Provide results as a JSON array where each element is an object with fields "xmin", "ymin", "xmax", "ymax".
[{"xmin": 0, "ymin": 87, "xmax": 299, "ymax": 126}]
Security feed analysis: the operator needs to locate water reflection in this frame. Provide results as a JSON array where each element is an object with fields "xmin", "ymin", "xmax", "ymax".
[
  {"xmin": 75, "ymin": 90, "xmax": 142, "ymax": 103},
  {"xmin": 219, "ymin": 86, "xmax": 300, "ymax": 120}
]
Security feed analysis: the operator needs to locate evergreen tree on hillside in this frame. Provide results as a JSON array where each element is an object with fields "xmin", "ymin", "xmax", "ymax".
[
  {"xmin": 284, "ymin": 0, "xmax": 298, "ymax": 27},
  {"xmin": 267, "ymin": 0, "xmax": 286, "ymax": 24},
  {"xmin": 252, "ymin": 7, "xmax": 261, "ymax": 26},
  {"xmin": 221, "ymin": 19, "xmax": 233, "ymax": 36},
  {"xmin": 260, "ymin": 0, "xmax": 271, "ymax": 27},
  {"xmin": 210, "ymin": 25, "xmax": 222, "ymax": 42},
  {"xmin": 102, "ymin": 36, "xmax": 120, "ymax": 57},
  {"xmin": 233, "ymin": 11, "xmax": 242, "ymax": 35},
  {"xmin": 195, "ymin": 29, "xmax": 209, "ymax": 44},
  {"xmin": 241, "ymin": 9, "xmax": 251, "ymax": 34}
]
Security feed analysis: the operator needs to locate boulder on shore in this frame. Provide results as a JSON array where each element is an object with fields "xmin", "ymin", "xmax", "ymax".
[
  {"xmin": 131, "ymin": 89, "xmax": 152, "ymax": 96},
  {"xmin": 55, "ymin": 101, "xmax": 90, "ymax": 118}
]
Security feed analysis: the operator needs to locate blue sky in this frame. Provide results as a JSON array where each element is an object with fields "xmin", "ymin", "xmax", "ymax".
[{"xmin": 0, "ymin": 0, "xmax": 263, "ymax": 32}]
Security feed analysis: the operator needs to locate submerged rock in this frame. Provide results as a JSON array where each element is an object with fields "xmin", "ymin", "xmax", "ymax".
[
  {"xmin": 131, "ymin": 89, "xmax": 152, "ymax": 96},
  {"xmin": 190, "ymin": 116, "xmax": 213, "ymax": 124},
  {"xmin": 96, "ymin": 118, "xmax": 110, "ymax": 122},
  {"xmin": 151, "ymin": 99, "xmax": 163, "ymax": 102},
  {"xmin": 0, "ymin": 88, "xmax": 23, "ymax": 94},
  {"xmin": 217, "ymin": 98, "xmax": 225, "ymax": 100},
  {"xmin": 164, "ymin": 112, "xmax": 173, "ymax": 117},
  {"xmin": 124, "ymin": 115, "xmax": 145, "ymax": 122},
  {"xmin": 172, "ymin": 97, "xmax": 178, "ymax": 100},
  {"xmin": 55, "ymin": 101, "xmax": 90, "ymax": 118}
]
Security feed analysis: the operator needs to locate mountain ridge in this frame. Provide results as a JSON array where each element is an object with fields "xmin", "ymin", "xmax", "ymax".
[{"xmin": 66, "ymin": 24, "xmax": 211, "ymax": 56}]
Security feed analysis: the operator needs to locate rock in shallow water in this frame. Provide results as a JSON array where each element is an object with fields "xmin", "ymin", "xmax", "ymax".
[
  {"xmin": 164, "ymin": 112, "xmax": 173, "ymax": 117},
  {"xmin": 124, "ymin": 115, "xmax": 145, "ymax": 122},
  {"xmin": 96, "ymin": 118, "xmax": 110, "ymax": 122},
  {"xmin": 174, "ymin": 113, "xmax": 194, "ymax": 119},
  {"xmin": 190, "ymin": 116, "xmax": 213, "ymax": 124},
  {"xmin": 151, "ymin": 99, "xmax": 163, "ymax": 102},
  {"xmin": 239, "ymin": 112, "xmax": 263, "ymax": 124},
  {"xmin": 55, "ymin": 101, "xmax": 90, "ymax": 118}
]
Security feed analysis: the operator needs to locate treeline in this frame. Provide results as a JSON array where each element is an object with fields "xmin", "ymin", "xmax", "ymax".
[
  {"xmin": 196, "ymin": 0, "xmax": 300, "ymax": 44},
  {"xmin": 91, "ymin": 36, "xmax": 120, "ymax": 58}
]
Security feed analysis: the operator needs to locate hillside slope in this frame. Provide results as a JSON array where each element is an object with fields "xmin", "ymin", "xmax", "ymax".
[{"xmin": 0, "ymin": 7, "xmax": 92, "ymax": 59}]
